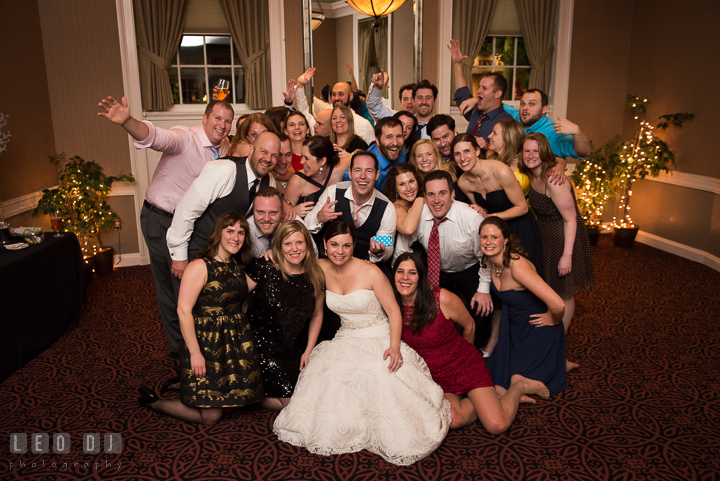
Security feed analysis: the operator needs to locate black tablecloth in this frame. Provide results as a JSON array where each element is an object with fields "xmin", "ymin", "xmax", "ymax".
[{"xmin": 0, "ymin": 234, "xmax": 86, "ymax": 382}]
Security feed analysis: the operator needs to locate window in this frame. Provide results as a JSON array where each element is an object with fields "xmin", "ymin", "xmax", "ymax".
[
  {"xmin": 168, "ymin": 35, "xmax": 244, "ymax": 105},
  {"xmin": 470, "ymin": 36, "xmax": 530, "ymax": 101}
]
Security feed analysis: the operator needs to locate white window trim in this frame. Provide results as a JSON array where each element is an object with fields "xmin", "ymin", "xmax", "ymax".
[{"xmin": 440, "ymin": 0, "xmax": 574, "ymax": 121}]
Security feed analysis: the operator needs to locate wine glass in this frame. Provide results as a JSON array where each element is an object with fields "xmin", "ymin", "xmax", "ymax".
[
  {"xmin": 50, "ymin": 211, "xmax": 63, "ymax": 237},
  {"xmin": 215, "ymin": 79, "xmax": 229, "ymax": 100}
]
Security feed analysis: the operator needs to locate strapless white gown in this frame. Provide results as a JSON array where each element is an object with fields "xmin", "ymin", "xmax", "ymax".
[{"xmin": 273, "ymin": 289, "xmax": 451, "ymax": 466}]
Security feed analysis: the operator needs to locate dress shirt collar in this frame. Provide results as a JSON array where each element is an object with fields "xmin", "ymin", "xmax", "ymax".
[
  {"xmin": 197, "ymin": 125, "xmax": 214, "ymax": 148},
  {"xmin": 481, "ymin": 104, "xmax": 508, "ymax": 119},
  {"xmin": 344, "ymin": 185, "xmax": 377, "ymax": 207},
  {"xmin": 246, "ymin": 160, "xmax": 259, "ymax": 185},
  {"xmin": 422, "ymin": 201, "xmax": 459, "ymax": 224}
]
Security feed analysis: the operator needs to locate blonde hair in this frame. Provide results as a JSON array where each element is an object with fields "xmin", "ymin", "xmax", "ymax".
[
  {"xmin": 486, "ymin": 119, "xmax": 525, "ymax": 167},
  {"xmin": 270, "ymin": 220, "xmax": 324, "ymax": 297},
  {"xmin": 409, "ymin": 139, "xmax": 457, "ymax": 182},
  {"xmin": 330, "ymin": 105, "xmax": 357, "ymax": 150}
]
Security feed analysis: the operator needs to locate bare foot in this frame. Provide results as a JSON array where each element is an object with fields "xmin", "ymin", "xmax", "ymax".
[
  {"xmin": 566, "ymin": 360, "xmax": 580, "ymax": 372},
  {"xmin": 495, "ymin": 384, "xmax": 536, "ymax": 403},
  {"xmin": 510, "ymin": 374, "xmax": 550, "ymax": 399}
]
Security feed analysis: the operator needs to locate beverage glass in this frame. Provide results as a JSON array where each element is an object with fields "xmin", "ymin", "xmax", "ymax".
[
  {"xmin": 50, "ymin": 211, "xmax": 63, "ymax": 237},
  {"xmin": 216, "ymin": 79, "xmax": 229, "ymax": 100}
]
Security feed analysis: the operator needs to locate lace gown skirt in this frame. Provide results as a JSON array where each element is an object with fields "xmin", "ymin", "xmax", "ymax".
[{"xmin": 273, "ymin": 290, "xmax": 451, "ymax": 466}]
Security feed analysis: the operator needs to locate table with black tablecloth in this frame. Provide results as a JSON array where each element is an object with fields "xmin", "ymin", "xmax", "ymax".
[{"xmin": 0, "ymin": 234, "xmax": 86, "ymax": 382}]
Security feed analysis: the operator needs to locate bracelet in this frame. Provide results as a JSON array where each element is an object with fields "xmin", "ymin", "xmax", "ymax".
[
  {"xmin": 283, "ymin": 100, "xmax": 293, "ymax": 106},
  {"xmin": 284, "ymin": 199, "xmax": 293, "ymax": 206}
]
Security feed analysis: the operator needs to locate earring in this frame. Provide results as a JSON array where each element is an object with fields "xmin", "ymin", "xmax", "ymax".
[
  {"xmin": 503, "ymin": 245, "xmax": 506, "ymax": 252},
  {"xmin": 324, "ymin": 248, "xmax": 327, "ymax": 257},
  {"xmin": 319, "ymin": 166, "xmax": 324, "ymax": 174}
]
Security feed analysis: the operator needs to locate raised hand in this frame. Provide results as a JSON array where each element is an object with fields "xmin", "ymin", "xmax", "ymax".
[
  {"xmin": 553, "ymin": 117, "xmax": 580, "ymax": 136},
  {"xmin": 283, "ymin": 78, "xmax": 298, "ymax": 104},
  {"xmin": 297, "ymin": 67, "xmax": 316, "ymax": 85},
  {"xmin": 447, "ymin": 39, "xmax": 468, "ymax": 64},
  {"xmin": 459, "ymin": 97, "xmax": 478, "ymax": 115},
  {"xmin": 98, "ymin": 96, "xmax": 130, "ymax": 125},
  {"xmin": 294, "ymin": 201, "xmax": 315, "ymax": 218},
  {"xmin": 317, "ymin": 196, "xmax": 340, "ymax": 224}
]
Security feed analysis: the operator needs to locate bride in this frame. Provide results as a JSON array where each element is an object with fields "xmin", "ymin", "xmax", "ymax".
[{"xmin": 273, "ymin": 220, "xmax": 451, "ymax": 466}]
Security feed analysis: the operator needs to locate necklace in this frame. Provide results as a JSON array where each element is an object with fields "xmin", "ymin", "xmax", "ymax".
[{"xmin": 492, "ymin": 263, "xmax": 504, "ymax": 277}]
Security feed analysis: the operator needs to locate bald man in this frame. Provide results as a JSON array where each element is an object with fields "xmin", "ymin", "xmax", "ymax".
[{"xmin": 314, "ymin": 108, "xmax": 333, "ymax": 138}]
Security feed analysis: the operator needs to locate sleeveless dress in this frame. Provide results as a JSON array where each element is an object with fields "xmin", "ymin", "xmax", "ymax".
[
  {"xmin": 293, "ymin": 164, "xmax": 336, "ymax": 206},
  {"xmin": 179, "ymin": 258, "xmax": 264, "ymax": 408},
  {"xmin": 245, "ymin": 258, "xmax": 317, "ymax": 398},
  {"xmin": 274, "ymin": 289, "xmax": 451, "ymax": 466},
  {"xmin": 472, "ymin": 189, "xmax": 544, "ymax": 279},
  {"xmin": 486, "ymin": 284, "xmax": 566, "ymax": 396},
  {"xmin": 528, "ymin": 182, "xmax": 595, "ymax": 298},
  {"xmin": 401, "ymin": 288, "xmax": 494, "ymax": 394}
]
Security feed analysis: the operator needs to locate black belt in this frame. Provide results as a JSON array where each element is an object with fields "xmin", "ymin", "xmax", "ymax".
[{"xmin": 143, "ymin": 200, "xmax": 173, "ymax": 218}]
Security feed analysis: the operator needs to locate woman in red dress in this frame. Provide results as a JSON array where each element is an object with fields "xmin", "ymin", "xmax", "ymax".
[{"xmin": 393, "ymin": 252, "xmax": 550, "ymax": 432}]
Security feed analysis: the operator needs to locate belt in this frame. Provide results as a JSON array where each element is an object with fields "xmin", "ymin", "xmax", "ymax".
[{"xmin": 143, "ymin": 200, "xmax": 173, "ymax": 218}]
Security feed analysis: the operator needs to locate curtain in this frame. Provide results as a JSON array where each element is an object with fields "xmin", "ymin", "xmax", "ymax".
[
  {"xmin": 373, "ymin": 16, "xmax": 388, "ymax": 97},
  {"xmin": 133, "ymin": 0, "xmax": 187, "ymax": 111},
  {"xmin": 451, "ymin": 0, "xmax": 498, "ymax": 92},
  {"xmin": 219, "ymin": 0, "xmax": 272, "ymax": 109},
  {"xmin": 357, "ymin": 19, "xmax": 374, "ymax": 93},
  {"xmin": 515, "ymin": 0, "xmax": 556, "ymax": 92}
]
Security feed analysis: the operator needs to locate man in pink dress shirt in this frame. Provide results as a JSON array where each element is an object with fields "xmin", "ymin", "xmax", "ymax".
[{"xmin": 98, "ymin": 96, "xmax": 234, "ymax": 357}]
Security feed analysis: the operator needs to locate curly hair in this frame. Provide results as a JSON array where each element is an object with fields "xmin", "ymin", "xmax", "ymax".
[
  {"xmin": 382, "ymin": 163, "xmax": 423, "ymax": 202},
  {"xmin": 478, "ymin": 216, "xmax": 528, "ymax": 269}
]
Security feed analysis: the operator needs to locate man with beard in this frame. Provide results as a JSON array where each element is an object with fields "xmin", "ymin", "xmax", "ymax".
[
  {"xmin": 97, "ymin": 96, "xmax": 233, "ymax": 358},
  {"xmin": 427, "ymin": 114, "xmax": 457, "ymax": 163},
  {"xmin": 248, "ymin": 186, "xmax": 318, "ymax": 258},
  {"xmin": 448, "ymin": 40, "xmax": 513, "ymax": 147},
  {"xmin": 413, "ymin": 79, "xmax": 439, "ymax": 140},
  {"xmin": 167, "ymin": 132, "xmax": 294, "ymax": 279},
  {"xmin": 366, "ymin": 69, "xmax": 415, "ymax": 119},
  {"xmin": 294, "ymin": 70, "xmax": 374, "ymax": 144},
  {"xmin": 343, "ymin": 117, "xmax": 406, "ymax": 191},
  {"xmin": 305, "ymin": 151, "xmax": 397, "ymax": 263}
]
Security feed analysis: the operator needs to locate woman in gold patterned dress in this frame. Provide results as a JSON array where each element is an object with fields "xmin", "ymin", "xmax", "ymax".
[{"xmin": 138, "ymin": 212, "xmax": 264, "ymax": 425}]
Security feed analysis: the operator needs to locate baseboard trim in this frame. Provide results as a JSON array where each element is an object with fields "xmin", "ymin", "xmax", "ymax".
[
  {"xmin": 636, "ymin": 230, "xmax": 720, "ymax": 272},
  {"xmin": 113, "ymin": 253, "xmax": 148, "ymax": 268}
]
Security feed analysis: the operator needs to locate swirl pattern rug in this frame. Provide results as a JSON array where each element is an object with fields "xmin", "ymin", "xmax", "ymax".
[{"xmin": 1, "ymin": 234, "xmax": 719, "ymax": 480}]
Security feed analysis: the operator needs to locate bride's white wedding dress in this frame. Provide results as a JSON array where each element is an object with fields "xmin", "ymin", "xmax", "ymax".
[{"xmin": 273, "ymin": 289, "xmax": 451, "ymax": 466}]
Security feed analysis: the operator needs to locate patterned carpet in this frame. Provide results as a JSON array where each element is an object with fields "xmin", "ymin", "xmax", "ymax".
[{"xmin": 1, "ymin": 234, "xmax": 719, "ymax": 480}]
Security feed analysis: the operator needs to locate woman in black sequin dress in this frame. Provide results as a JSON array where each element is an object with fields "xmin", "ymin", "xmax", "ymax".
[{"xmin": 246, "ymin": 220, "xmax": 325, "ymax": 410}]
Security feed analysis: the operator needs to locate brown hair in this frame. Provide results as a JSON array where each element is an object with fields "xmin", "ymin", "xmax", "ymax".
[
  {"xmin": 487, "ymin": 119, "xmax": 525, "ymax": 167},
  {"xmin": 382, "ymin": 163, "xmax": 423, "ymax": 202},
  {"xmin": 195, "ymin": 212, "xmax": 252, "ymax": 266},
  {"xmin": 271, "ymin": 220, "xmax": 325, "ymax": 297},
  {"xmin": 229, "ymin": 113, "xmax": 276, "ymax": 153},
  {"xmin": 518, "ymin": 132, "xmax": 557, "ymax": 181},
  {"xmin": 478, "ymin": 216, "xmax": 528, "ymax": 269}
]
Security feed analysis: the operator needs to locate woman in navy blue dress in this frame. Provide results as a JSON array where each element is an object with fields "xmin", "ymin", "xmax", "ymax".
[{"xmin": 480, "ymin": 216, "xmax": 567, "ymax": 395}]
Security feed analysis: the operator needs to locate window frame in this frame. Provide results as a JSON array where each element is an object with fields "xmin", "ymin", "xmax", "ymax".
[{"xmin": 470, "ymin": 35, "xmax": 530, "ymax": 102}]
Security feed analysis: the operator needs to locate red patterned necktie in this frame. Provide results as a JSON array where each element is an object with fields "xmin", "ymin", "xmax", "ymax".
[
  {"xmin": 427, "ymin": 217, "xmax": 448, "ymax": 287},
  {"xmin": 471, "ymin": 113, "xmax": 489, "ymax": 137}
]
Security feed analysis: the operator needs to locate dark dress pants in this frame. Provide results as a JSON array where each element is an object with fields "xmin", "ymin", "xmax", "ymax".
[
  {"xmin": 140, "ymin": 205, "xmax": 183, "ymax": 354},
  {"xmin": 439, "ymin": 263, "xmax": 492, "ymax": 350}
]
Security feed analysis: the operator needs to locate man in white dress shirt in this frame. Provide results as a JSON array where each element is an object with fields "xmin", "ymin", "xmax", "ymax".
[
  {"xmin": 304, "ymin": 151, "xmax": 397, "ymax": 264},
  {"xmin": 366, "ymin": 70, "xmax": 416, "ymax": 120},
  {"xmin": 167, "ymin": 132, "xmax": 293, "ymax": 279},
  {"xmin": 247, "ymin": 186, "xmax": 318, "ymax": 258},
  {"xmin": 394, "ymin": 169, "xmax": 493, "ymax": 349}
]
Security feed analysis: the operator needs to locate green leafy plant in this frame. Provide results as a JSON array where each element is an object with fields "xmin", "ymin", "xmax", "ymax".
[
  {"xmin": 572, "ymin": 95, "xmax": 693, "ymax": 228},
  {"xmin": 34, "ymin": 153, "xmax": 135, "ymax": 254}
]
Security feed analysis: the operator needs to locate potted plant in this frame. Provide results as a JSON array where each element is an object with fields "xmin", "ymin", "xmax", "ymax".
[
  {"xmin": 573, "ymin": 95, "xmax": 693, "ymax": 248},
  {"xmin": 572, "ymin": 136, "xmax": 623, "ymax": 245},
  {"xmin": 34, "ymin": 153, "xmax": 135, "ymax": 274},
  {"xmin": 611, "ymin": 95, "xmax": 693, "ymax": 247}
]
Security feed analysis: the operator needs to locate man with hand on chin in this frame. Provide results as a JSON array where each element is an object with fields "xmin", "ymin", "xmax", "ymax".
[
  {"xmin": 167, "ymin": 132, "xmax": 294, "ymax": 278},
  {"xmin": 305, "ymin": 151, "xmax": 397, "ymax": 263},
  {"xmin": 393, "ymin": 170, "xmax": 494, "ymax": 351},
  {"xmin": 97, "ymin": 96, "xmax": 233, "ymax": 358}
]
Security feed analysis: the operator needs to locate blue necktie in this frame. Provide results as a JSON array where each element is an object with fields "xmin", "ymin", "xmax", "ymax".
[{"xmin": 210, "ymin": 146, "xmax": 219, "ymax": 159}]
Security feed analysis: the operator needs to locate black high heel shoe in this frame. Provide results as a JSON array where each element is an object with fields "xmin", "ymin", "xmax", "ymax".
[
  {"xmin": 159, "ymin": 376, "xmax": 181, "ymax": 395},
  {"xmin": 138, "ymin": 386, "xmax": 159, "ymax": 406}
]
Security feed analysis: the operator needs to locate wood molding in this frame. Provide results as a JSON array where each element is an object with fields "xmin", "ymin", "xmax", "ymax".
[{"xmin": 636, "ymin": 230, "xmax": 720, "ymax": 273}]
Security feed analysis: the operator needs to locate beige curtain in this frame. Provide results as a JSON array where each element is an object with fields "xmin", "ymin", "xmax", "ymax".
[
  {"xmin": 373, "ymin": 16, "xmax": 388, "ymax": 97},
  {"xmin": 219, "ymin": 0, "xmax": 272, "ymax": 109},
  {"xmin": 515, "ymin": 0, "xmax": 556, "ymax": 92},
  {"xmin": 451, "ymin": 0, "xmax": 498, "ymax": 92},
  {"xmin": 357, "ymin": 19, "xmax": 374, "ymax": 93},
  {"xmin": 133, "ymin": 0, "xmax": 187, "ymax": 111}
]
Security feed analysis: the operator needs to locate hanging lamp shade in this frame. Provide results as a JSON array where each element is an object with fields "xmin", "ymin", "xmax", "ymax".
[
  {"xmin": 312, "ymin": 1, "xmax": 325, "ymax": 30},
  {"xmin": 347, "ymin": 0, "xmax": 406, "ymax": 17}
]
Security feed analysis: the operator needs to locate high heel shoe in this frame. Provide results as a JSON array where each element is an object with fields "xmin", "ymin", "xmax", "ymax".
[
  {"xmin": 159, "ymin": 375, "xmax": 181, "ymax": 395},
  {"xmin": 138, "ymin": 386, "xmax": 159, "ymax": 406}
]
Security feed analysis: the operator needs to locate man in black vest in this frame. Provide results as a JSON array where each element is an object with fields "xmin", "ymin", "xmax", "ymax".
[
  {"xmin": 167, "ymin": 132, "xmax": 293, "ymax": 279},
  {"xmin": 304, "ymin": 151, "xmax": 397, "ymax": 263}
]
